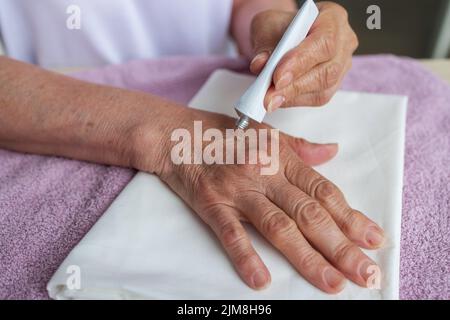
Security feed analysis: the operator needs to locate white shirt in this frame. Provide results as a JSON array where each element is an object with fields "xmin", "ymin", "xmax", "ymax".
[{"xmin": 0, "ymin": 0, "xmax": 233, "ymax": 68}]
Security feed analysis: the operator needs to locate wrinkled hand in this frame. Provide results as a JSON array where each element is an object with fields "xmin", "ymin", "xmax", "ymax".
[
  {"xmin": 250, "ymin": 2, "xmax": 358, "ymax": 111},
  {"xmin": 142, "ymin": 108, "xmax": 384, "ymax": 293}
]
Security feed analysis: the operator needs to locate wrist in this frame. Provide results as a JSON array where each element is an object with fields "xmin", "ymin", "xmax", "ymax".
[{"xmin": 127, "ymin": 97, "xmax": 188, "ymax": 177}]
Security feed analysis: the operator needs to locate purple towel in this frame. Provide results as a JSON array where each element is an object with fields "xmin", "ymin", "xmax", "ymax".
[{"xmin": 0, "ymin": 55, "xmax": 448, "ymax": 299}]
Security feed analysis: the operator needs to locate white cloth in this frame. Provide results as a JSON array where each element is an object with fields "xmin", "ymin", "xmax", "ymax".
[
  {"xmin": 47, "ymin": 70, "xmax": 408, "ymax": 300},
  {"xmin": 0, "ymin": 0, "xmax": 233, "ymax": 68}
]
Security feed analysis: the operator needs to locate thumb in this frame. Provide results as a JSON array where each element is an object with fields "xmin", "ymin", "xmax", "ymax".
[
  {"xmin": 249, "ymin": 10, "xmax": 294, "ymax": 74},
  {"xmin": 286, "ymin": 135, "xmax": 339, "ymax": 166}
]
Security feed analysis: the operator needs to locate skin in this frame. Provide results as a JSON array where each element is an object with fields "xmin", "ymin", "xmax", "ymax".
[
  {"xmin": 246, "ymin": 1, "xmax": 359, "ymax": 111},
  {"xmin": 0, "ymin": 1, "xmax": 383, "ymax": 293}
]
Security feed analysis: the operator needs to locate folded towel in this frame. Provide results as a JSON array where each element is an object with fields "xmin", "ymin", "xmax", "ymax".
[
  {"xmin": 47, "ymin": 69, "xmax": 408, "ymax": 300},
  {"xmin": 0, "ymin": 55, "xmax": 448, "ymax": 299}
]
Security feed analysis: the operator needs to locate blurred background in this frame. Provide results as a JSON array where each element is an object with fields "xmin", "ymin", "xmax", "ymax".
[{"xmin": 307, "ymin": 0, "xmax": 450, "ymax": 58}]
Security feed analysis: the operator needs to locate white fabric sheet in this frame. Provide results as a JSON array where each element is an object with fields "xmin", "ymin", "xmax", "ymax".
[{"xmin": 47, "ymin": 70, "xmax": 408, "ymax": 299}]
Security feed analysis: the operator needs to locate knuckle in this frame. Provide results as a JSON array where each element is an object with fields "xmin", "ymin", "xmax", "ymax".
[
  {"xmin": 251, "ymin": 10, "xmax": 278, "ymax": 38},
  {"xmin": 198, "ymin": 188, "xmax": 221, "ymax": 209},
  {"xmin": 220, "ymin": 221, "xmax": 245, "ymax": 248},
  {"xmin": 261, "ymin": 211, "xmax": 296, "ymax": 240},
  {"xmin": 322, "ymin": 62, "xmax": 341, "ymax": 89},
  {"xmin": 351, "ymin": 32, "xmax": 359, "ymax": 51},
  {"xmin": 321, "ymin": 31, "xmax": 337, "ymax": 58},
  {"xmin": 234, "ymin": 251, "xmax": 256, "ymax": 271},
  {"xmin": 290, "ymin": 81, "xmax": 303, "ymax": 100},
  {"xmin": 297, "ymin": 202, "xmax": 329, "ymax": 230},
  {"xmin": 333, "ymin": 242, "xmax": 359, "ymax": 266},
  {"xmin": 312, "ymin": 91, "xmax": 332, "ymax": 106},
  {"xmin": 314, "ymin": 180, "xmax": 339, "ymax": 202},
  {"xmin": 340, "ymin": 209, "xmax": 358, "ymax": 234},
  {"xmin": 203, "ymin": 203, "xmax": 226, "ymax": 220},
  {"xmin": 284, "ymin": 158, "xmax": 303, "ymax": 182},
  {"xmin": 325, "ymin": 2, "xmax": 348, "ymax": 20},
  {"xmin": 254, "ymin": 9, "xmax": 276, "ymax": 21},
  {"xmin": 336, "ymin": 4, "xmax": 349, "ymax": 20},
  {"xmin": 297, "ymin": 249, "xmax": 320, "ymax": 271},
  {"xmin": 251, "ymin": 11, "xmax": 267, "ymax": 30},
  {"xmin": 193, "ymin": 169, "xmax": 211, "ymax": 194}
]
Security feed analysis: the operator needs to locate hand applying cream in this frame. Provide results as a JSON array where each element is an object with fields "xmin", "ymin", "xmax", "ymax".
[
  {"xmin": 235, "ymin": 0, "xmax": 319, "ymax": 129},
  {"xmin": 247, "ymin": 1, "xmax": 359, "ymax": 116}
]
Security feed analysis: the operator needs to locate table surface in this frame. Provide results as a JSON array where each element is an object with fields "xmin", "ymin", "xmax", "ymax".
[
  {"xmin": 1, "ymin": 52, "xmax": 448, "ymax": 84},
  {"xmin": 53, "ymin": 58, "xmax": 450, "ymax": 84},
  {"xmin": 420, "ymin": 59, "xmax": 450, "ymax": 84}
]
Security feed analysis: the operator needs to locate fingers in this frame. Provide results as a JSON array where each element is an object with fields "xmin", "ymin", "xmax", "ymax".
[
  {"xmin": 273, "ymin": 30, "xmax": 338, "ymax": 89},
  {"xmin": 237, "ymin": 192, "xmax": 346, "ymax": 293},
  {"xmin": 265, "ymin": 55, "xmax": 351, "ymax": 110},
  {"xmin": 267, "ymin": 180, "xmax": 379, "ymax": 287},
  {"xmin": 249, "ymin": 51, "xmax": 270, "ymax": 75},
  {"xmin": 264, "ymin": 3, "xmax": 358, "ymax": 111},
  {"xmin": 249, "ymin": 10, "xmax": 295, "ymax": 75},
  {"xmin": 250, "ymin": 22, "xmax": 339, "ymax": 79},
  {"xmin": 285, "ymin": 160, "xmax": 385, "ymax": 249},
  {"xmin": 266, "ymin": 84, "xmax": 338, "ymax": 110},
  {"xmin": 283, "ymin": 134, "xmax": 338, "ymax": 166},
  {"xmin": 277, "ymin": 59, "xmax": 345, "ymax": 95},
  {"xmin": 272, "ymin": 1, "xmax": 355, "ymax": 88},
  {"xmin": 250, "ymin": 10, "xmax": 295, "ymax": 55},
  {"xmin": 202, "ymin": 204, "xmax": 270, "ymax": 290}
]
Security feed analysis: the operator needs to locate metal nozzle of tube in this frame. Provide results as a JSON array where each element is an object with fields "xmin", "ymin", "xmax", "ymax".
[{"xmin": 235, "ymin": 115, "xmax": 250, "ymax": 130}]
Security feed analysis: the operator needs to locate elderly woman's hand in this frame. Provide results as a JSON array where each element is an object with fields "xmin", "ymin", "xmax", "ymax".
[
  {"xmin": 0, "ymin": 53, "xmax": 384, "ymax": 293},
  {"xmin": 134, "ymin": 107, "xmax": 384, "ymax": 293},
  {"xmin": 249, "ymin": 2, "xmax": 358, "ymax": 111}
]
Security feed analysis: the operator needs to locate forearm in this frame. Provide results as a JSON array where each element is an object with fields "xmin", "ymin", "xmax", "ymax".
[
  {"xmin": 231, "ymin": 0, "xmax": 297, "ymax": 58},
  {"xmin": 0, "ymin": 56, "xmax": 180, "ymax": 174}
]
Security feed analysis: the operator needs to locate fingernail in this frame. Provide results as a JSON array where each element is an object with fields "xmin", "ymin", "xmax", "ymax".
[
  {"xmin": 251, "ymin": 270, "xmax": 269, "ymax": 289},
  {"xmin": 365, "ymin": 225, "xmax": 385, "ymax": 247},
  {"xmin": 324, "ymin": 143, "xmax": 339, "ymax": 147},
  {"xmin": 324, "ymin": 143, "xmax": 339, "ymax": 155},
  {"xmin": 276, "ymin": 72, "xmax": 293, "ymax": 90},
  {"xmin": 250, "ymin": 52, "xmax": 269, "ymax": 67},
  {"xmin": 268, "ymin": 96, "xmax": 285, "ymax": 112},
  {"xmin": 323, "ymin": 268, "xmax": 345, "ymax": 290}
]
